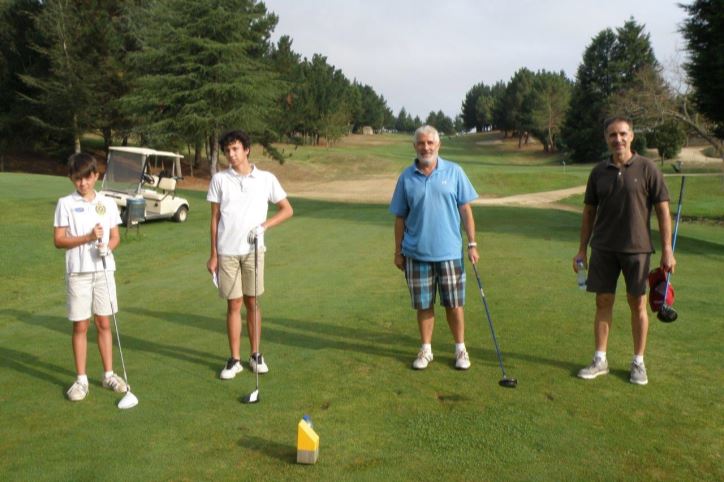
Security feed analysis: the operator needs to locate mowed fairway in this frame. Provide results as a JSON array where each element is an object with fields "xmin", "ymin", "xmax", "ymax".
[{"xmin": 0, "ymin": 134, "xmax": 722, "ymax": 481}]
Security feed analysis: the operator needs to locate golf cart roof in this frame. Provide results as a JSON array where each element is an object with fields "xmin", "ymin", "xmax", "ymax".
[{"xmin": 109, "ymin": 146, "xmax": 183, "ymax": 159}]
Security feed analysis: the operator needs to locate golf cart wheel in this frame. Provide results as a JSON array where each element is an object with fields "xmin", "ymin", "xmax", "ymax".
[{"xmin": 173, "ymin": 206, "xmax": 189, "ymax": 222}]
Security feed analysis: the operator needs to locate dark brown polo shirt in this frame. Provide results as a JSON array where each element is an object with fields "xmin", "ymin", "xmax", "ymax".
[{"xmin": 584, "ymin": 154, "xmax": 669, "ymax": 253}]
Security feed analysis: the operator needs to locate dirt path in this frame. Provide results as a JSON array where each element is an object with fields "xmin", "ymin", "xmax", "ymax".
[
  {"xmin": 278, "ymin": 176, "xmax": 585, "ymax": 211},
  {"xmin": 471, "ymin": 185, "xmax": 585, "ymax": 212}
]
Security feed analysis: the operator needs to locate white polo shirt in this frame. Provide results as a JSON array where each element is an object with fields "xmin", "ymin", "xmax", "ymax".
[
  {"xmin": 207, "ymin": 166, "xmax": 287, "ymax": 256},
  {"xmin": 54, "ymin": 191, "xmax": 122, "ymax": 273}
]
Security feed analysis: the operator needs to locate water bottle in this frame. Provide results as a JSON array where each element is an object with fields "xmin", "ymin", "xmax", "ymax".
[{"xmin": 576, "ymin": 260, "xmax": 587, "ymax": 290}]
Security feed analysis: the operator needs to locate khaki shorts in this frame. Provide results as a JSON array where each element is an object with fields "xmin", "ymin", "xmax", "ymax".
[
  {"xmin": 66, "ymin": 272, "xmax": 117, "ymax": 321},
  {"xmin": 587, "ymin": 249, "xmax": 650, "ymax": 296},
  {"xmin": 218, "ymin": 253, "xmax": 265, "ymax": 299}
]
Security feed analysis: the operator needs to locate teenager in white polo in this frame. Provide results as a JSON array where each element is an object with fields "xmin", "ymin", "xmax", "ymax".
[
  {"xmin": 207, "ymin": 129, "xmax": 293, "ymax": 380},
  {"xmin": 53, "ymin": 152, "xmax": 127, "ymax": 401}
]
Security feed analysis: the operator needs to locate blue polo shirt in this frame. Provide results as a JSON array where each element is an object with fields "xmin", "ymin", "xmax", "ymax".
[{"xmin": 389, "ymin": 157, "xmax": 478, "ymax": 261}]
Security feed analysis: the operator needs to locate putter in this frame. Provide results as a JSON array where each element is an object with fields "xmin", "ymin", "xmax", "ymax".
[
  {"xmin": 658, "ymin": 172, "xmax": 686, "ymax": 323},
  {"xmin": 100, "ymin": 253, "xmax": 139, "ymax": 409},
  {"xmin": 242, "ymin": 237, "xmax": 260, "ymax": 404},
  {"xmin": 471, "ymin": 263, "xmax": 517, "ymax": 388}
]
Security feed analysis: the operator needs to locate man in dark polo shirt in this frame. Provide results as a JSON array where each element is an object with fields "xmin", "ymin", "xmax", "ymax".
[{"xmin": 573, "ymin": 116, "xmax": 675, "ymax": 385}]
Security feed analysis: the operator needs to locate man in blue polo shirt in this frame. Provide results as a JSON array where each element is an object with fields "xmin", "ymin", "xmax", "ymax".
[{"xmin": 390, "ymin": 125, "xmax": 479, "ymax": 370}]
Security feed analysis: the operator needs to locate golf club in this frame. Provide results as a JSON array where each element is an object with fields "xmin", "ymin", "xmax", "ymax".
[
  {"xmin": 242, "ymin": 237, "xmax": 260, "ymax": 404},
  {"xmin": 100, "ymin": 251, "xmax": 139, "ymax": 410},
  {"xmin": 470, "ymin": 263, "xmax": 517, "ymax": 388},
  {"xmin": 658, "ymin": 172, "xmax": 686, "ymax": 323}
]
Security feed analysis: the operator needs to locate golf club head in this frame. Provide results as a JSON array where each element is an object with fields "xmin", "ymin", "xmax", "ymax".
[
  {"xmin": 657, "ymin": 305, "xmax": 678, "ymax": 323},
  {"xmin": 499, "ymin": 378, "xmax": 518, "ymax": 388},
  {"xmin": 118, "ymin": 390, "xmax": 138, "ymax": 410},
  {"xmin": 241, "ymin": 389, "xmax": 259, "ymax": 404}
]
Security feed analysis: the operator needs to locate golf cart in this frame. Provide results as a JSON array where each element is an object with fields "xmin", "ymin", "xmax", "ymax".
[{"xmin": 100, "ymin": 146, "xmax": 190, "ymax": 224}]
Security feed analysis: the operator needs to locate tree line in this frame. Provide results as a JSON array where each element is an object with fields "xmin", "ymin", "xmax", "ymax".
[
  {"xmin": 460, "ymin": 6, "xmax": 722, "ymax": 162},
  {"xmin": 0, "ymin": 0, "xmax": 428, "ymax": 171},
  {"xmin": 1, "ymin": 1, "xmax": 720, "ymax": 170}
]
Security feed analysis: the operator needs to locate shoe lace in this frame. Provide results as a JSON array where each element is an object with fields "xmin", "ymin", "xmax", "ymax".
[
  {"xmin": 72, "ymin": 381, "xmax": 87, "ymax": 393},
  {"xmin": 456, "ymin": 350, "xmax": 469, "ymax": 360},
  {"xmin": 107, "ymin": 375, "xmax": 126, "ymax": 389}
]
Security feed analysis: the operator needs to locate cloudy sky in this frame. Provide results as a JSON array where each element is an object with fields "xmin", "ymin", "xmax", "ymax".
[{"xmin": 264, "ymin": 0, "xmax": 691, "ymax": 120}]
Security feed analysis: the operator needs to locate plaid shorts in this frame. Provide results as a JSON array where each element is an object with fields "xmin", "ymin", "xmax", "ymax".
[{"xmin": 404, "ymin": 257, "xmax": 465, "ymax": 310}]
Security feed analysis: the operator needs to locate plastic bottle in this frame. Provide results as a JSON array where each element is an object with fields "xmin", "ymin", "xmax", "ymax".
[{"xmin": 576, "ymin": 260, "xmax": 587, "ymax": 290}]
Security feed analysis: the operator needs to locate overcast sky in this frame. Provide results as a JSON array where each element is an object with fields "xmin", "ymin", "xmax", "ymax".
[{"xmin": 264, "ymin": 0, "xmax": 691, "ymax": 120}]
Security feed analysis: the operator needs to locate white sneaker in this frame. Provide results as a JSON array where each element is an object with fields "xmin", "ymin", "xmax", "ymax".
[
  {"xmin": 249, "ymin": 353, "xmax": 269, "ymax": 374},
  {"xmin": 577, "ymin": 357, "xmax": 609, "ymax": 380},
  {"xmin": 220, "ymin": 358, "xmax": 243, "ymax": 379},
  {"xmin": 455, "ymin": 350, "xmax": 471, "ymax": 370},
  {"xmin": 102, "ymin": 374, "xmax": 128, "ymax": 393},
  {"xmin": 66, "ymin": 381, "xmax": 89, "ymax": 401},
  {"xmin": 630, "ymin": 361, "xmax": 648, "ymax": 385},
  {"xmin": 412, "ymin": 350, "xmax": 433, "ymax": 370}
]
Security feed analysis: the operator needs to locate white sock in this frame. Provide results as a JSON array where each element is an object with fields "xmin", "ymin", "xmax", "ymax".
[
  {"xmin": 595, "ymin": 351, "xmax": 607, "ymax": 361},
  {"xmin": 104, "ymin": 371, "xmax": 114, "ymax": 379},
  {"xmin": 421, "ymin": 343, "xmax": 432, "ymax": 354},
  {"xmin": 455, "ymin": 343, "xmax": 466, "ymax": 354},
  {"xmin": 77, "ymin": 374, "xmax": 88, "ymax": 385},
  {"xmin": 633, "ymin": 355, "xmax": 644, "ymax": 365}
]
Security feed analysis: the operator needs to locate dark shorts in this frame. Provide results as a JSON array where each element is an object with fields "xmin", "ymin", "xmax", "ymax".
[
  {"xmin": 404, "ymin": 257, "xmax": 465, "ymax": 310},
  {"xmin": 587, "ymin": 249, "xmax": 650, "ymax": 296}
]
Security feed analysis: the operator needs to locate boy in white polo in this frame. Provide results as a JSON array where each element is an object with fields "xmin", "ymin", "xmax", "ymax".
[
  {"xmin": 207, "ymin": 129, "xmax": 293, "ymax": 379},
  {"xmin": 53, "ymin": 152, "xmax": 128, "ymax": 401}
]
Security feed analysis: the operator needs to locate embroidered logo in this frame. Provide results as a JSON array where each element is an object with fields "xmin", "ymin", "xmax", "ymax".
[{"xmin": 95, "ymin": 203, "xmax": 106, "ymax": 216}]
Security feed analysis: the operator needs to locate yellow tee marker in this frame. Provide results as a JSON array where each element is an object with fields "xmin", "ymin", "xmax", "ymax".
[{"xmin": 296, "ymin": 416, "xmax": 319, "ymax": 464}]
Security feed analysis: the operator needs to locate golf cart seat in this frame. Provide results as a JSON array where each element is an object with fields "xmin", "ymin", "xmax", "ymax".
[
  {"xmin": 142, "ymin": 177, "xmax": 177, "ymax": 201},
  {"xmin": 158, "ymin": 176, "xmax": 176, "ymax": 192}
]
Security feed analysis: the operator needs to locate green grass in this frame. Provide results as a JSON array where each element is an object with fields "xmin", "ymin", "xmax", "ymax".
[{"xmin": 1, "ymin": 169, "xmax": 722, "ymax": 481}]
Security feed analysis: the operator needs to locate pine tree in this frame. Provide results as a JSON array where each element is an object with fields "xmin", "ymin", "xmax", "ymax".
[
  {"xmin": 124, "ymin": 0, "xmax": 282, "ymax": 171},
  {"xmin": 18, "ymin": 0, "xmax": 132, "ymax": 154},
  {"xmin": 681, "ymin": 0, "xmax": 724, "ymax": 139},
  {"xmin": 561, "ymin": 19, "xmax": 659, "ymax": 162}
]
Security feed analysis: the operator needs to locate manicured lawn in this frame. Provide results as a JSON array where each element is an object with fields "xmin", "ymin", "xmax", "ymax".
[{"xmin": 0, "ymin": 170, "xmax": 722, "ymax": 480}]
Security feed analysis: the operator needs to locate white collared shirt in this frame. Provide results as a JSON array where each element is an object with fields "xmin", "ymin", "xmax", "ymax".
[
  {"xmin": 207, "ymin": 166, "xmax": 287, "ymax": 255},
  {"xmin": 54, "ymin": 191, "xmax": 122, "ymax": 273}
]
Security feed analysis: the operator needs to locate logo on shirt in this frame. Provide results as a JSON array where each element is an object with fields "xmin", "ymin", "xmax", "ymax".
[
  {"xmin": 95, "ymin": 203, "xmax": 106, "ymax": 216},
  {"xmin": 74, "ymin": 207, "xmax": 84, "ymax": 213}
]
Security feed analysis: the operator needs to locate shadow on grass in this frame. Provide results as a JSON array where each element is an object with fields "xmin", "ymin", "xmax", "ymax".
[
  {"xmin": 0, "ymin": 345, "xmax": 73, "ymax": 390},
  {"xmin": 127, "ymin": 307, "xmax": 418, "ymax": 366},
  {"xmin": 123, "ymin": 307, "xmax": 589, "ymax": 376},
  {"xmin": 237, "ymin": 435, "xmax": 296, "ymax": 464},
  {"xmin": 4, "ymin": 309, "xmax": 220, "ymax": 375}
]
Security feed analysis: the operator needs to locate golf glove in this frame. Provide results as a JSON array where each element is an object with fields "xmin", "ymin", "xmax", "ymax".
[
  {"xmin": 247, "ymin": 225, "xmax": 265, "ymax": 244},
  {"xmin": 97, "ymin": 243, "xmax": 110, "ymax": 257}
]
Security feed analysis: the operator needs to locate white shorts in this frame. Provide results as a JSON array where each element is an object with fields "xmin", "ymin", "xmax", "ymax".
[{"xmin": 66, "ymin": 272, "xmax": 117, "ymax": 321}]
